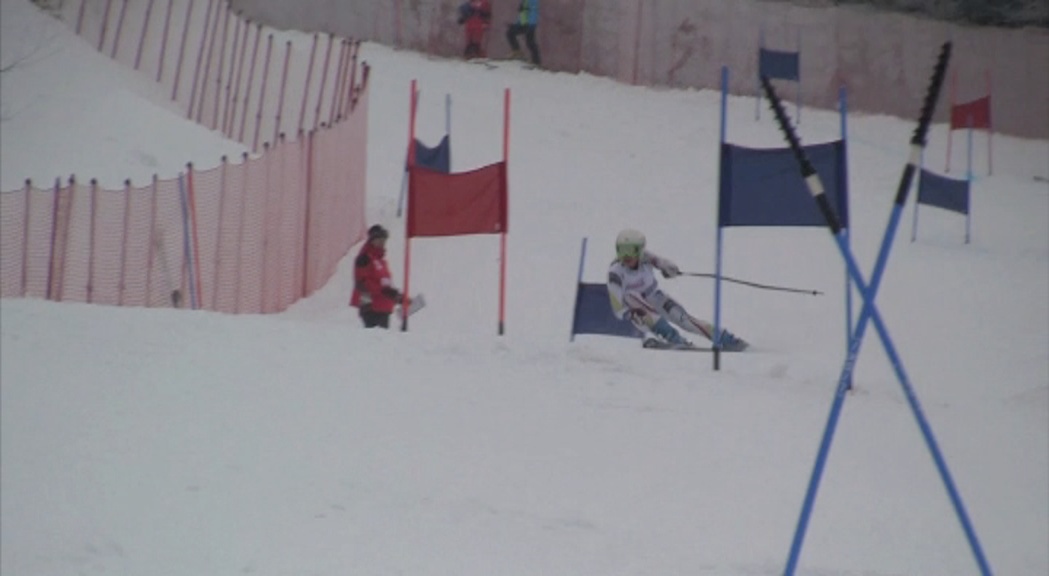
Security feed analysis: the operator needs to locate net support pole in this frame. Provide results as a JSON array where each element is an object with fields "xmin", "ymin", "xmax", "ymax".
[{"xmin": 177, "ymin": 172, "xmax": 197, "ymax": 310}]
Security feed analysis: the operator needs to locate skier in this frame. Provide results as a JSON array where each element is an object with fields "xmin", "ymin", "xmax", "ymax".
[
  {"xmin": 457, "ymin": 0, "xmax": 491, "ymax": 59},
  {"xmin": 607, "ymin": 229, "xmax": 748, "ymax": 351},
  {"xmin": 350, "ymin": 224, "xmax": 407, "ymax": 329}
]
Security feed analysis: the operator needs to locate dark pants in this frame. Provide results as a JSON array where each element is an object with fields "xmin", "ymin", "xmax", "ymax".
[
  {"xmin": 464, "ymin": 19, "xmax": 487, "ymax": 58},
  {"xmin": 465, "ymin": 41, "xmax": 484, "ymax": 58},
  {"xmin": 360, "ymin": 307, "xmax": 390, "ymax": 329},
  {"xmin": 506, "ymin": 24, "xmax": 540, "ymax": 65}
]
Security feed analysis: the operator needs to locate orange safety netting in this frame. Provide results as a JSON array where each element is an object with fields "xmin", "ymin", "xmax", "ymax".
[
  {"xmin": 0, "ymin": 85, "xmax": 369, "ymax": 313},
  {"xmin": 2, "ymin": 0, "xmax": 370, "ymax": 312}
]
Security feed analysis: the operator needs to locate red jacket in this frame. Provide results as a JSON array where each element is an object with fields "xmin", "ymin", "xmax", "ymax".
[
  {"xmin": 460, "ymin": 0, "xmax": 491, "ymax": 44},
  {"xmin": 350, "ymin": 242, "xmax": 400, "ymax": 313}
]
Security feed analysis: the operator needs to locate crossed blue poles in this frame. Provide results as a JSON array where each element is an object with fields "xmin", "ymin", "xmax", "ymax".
[
  {"xmin": 782, "ymin": 152, "xmax": 992, "ymax": 575},
  {"xmin": 757, "ymin": 52, "xmax": 992, "ymax": 573}
]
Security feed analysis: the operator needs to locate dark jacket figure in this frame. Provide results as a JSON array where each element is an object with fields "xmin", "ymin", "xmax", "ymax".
[
  {"xmin": 458, "ymin": 0, "xmax": 492, "ymax": 58},
  {"xmin": 506, "ymin": 0, "xmax": 540, "ymax": 65},
  {"xmin": 350, "ymin": 225, "xmax": 403, "ymax": 329}
]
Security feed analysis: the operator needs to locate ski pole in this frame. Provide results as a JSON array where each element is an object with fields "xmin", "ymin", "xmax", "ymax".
[{"xmin": 679, "ymin": 272, "xmax": 822, "ymax": 296}]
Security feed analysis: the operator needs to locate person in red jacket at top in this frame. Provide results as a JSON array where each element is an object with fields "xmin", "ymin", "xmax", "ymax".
[
  {"xmin": 457, "ymin": 0, "xmax": 491, "ymax": 58},
  {"xmin": 350, "ymin": 224, "xmax": 405, "ymax": 329}
]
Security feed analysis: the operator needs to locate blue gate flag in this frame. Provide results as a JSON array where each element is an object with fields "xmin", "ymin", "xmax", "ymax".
[
  {"xmin": 910, "ymin": 166, "xmax": 972, "ymax": 243},
  {"xmin": 917, "ymin": 169, "xmax": 969, "ymax": 214},
  {"xmin": 719, "ymin": 140, "xmax": 849, "ymax": 228},
  {"xmin": 414, "ymin": 135, "xmax": 451, "ymax": 173},
  {"xmin": 571, "ymin": 282, "xmax": 643, "ymax": 339},
  {"xmin": 759, "ymin": 48, "xmax": 800, "ymax": 81}
]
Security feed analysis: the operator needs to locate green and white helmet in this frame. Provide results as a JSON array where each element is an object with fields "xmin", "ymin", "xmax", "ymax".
[{"xmin": 615, "ymin": 228, "xmax": 646, "ymax": 260}]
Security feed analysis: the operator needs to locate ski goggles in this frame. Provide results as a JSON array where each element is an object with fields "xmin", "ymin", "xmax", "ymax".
[{"xmin": 616, "ymin": 244, "xmax": 643, "ymax": 259}]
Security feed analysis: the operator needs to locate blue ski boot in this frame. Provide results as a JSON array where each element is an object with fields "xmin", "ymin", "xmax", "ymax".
[
  {"xmin": 718, "ymin": 329, "xmax": 749, "ymax": 352},
  {"xmin": 652, "ymin": 318, "xmax": 692, "ymax": 348}
]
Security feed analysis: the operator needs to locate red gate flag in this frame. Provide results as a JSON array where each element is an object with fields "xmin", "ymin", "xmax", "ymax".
[
  {"xmin": 946, "ymin": 69, "xmax": 993, "ymax": 175},
  {"xmin": 406, "ymin": 162, "xmax": 508, "ymax": 237},
  {"xmin": 950, "ymin": 96, "xmax": 991, "ymax": 130}
]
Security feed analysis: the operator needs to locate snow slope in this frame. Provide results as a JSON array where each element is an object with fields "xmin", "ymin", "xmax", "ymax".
[{"xmin": 2, "ymin": 1, "xmax": 1047, "ymax": 574}]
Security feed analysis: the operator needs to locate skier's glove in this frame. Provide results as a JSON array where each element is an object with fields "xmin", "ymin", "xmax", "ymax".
[
  {"xmin": 382, "ymin": 287, "xmax": 403, "ymax": 301},
  {"xmin": 659, "ymin": 261, "xmax": 681, "ymax": 278}
]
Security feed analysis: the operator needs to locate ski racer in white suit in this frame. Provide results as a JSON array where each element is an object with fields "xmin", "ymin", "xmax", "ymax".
[{"xmin": 607, "ymin": 229, "xmax": 748, "ymax": 351}]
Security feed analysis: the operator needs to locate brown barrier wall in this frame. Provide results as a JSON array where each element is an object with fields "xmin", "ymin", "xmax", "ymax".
[{"xmin": 230, "ymin": 0, "xmax": 1048, "ymax": 139}]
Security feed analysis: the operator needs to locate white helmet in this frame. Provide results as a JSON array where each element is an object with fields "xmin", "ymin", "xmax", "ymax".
[{"xmin": 615, "ymin": 228, "xmax": 645, "ymax": 260}]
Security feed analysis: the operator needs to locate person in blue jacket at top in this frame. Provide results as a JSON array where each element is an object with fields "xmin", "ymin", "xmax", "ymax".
[{"xmin": 506, "ymin": 0, "xmax": 540, "ymax": 66}]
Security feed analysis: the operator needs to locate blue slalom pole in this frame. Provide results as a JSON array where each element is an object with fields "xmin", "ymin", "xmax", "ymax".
[
  {"xmin": 396, "ymin": 145, "xmax": 410, "ymax": 217},
  {"xmin": 713, "ymin": 65, "xmax": 730, "ymax": 370},
  {"xmin": 965, "ymin": 119, "xmax": 973, "ymax": 243},
  {"xmin": 795, "ymin": 30, "xmax": 802, "ymax": 123},
  {"xmin": 839, "ymin": 86, "xmax": 853, "ymax": 389},
  {"xmin": 784, "ymin": 136, "xmax": 926, "ymax": 564},
  {"xmin": 761, "ymin": 44, "xmax": 993, "ymax": 576},
  {"xmin": 569, "ymin": 237, "xmax": 588, "ymax": 342},
  {"xmin": 911, "ymin": 151, "xmax": 923, "ymax": 242},
  {"xmin": 787, "ymin": 214, "xmax": 992, "ymax": 576},
  {"xmin": 446, "ymin": 93, "xmax": 454, "ymax": 172},
  {"xmin": 755, "ymin": 30, "xmax": 764, "ymax": 121}
]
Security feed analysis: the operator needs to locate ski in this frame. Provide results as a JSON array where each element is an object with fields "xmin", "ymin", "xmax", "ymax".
[
  {"xmin": 642, "ymin": 338, "xmax": 713, "ymax": 352},
  {"xmin": 468, "ymin": 58, "xmax": 539, "ymax": 71}
]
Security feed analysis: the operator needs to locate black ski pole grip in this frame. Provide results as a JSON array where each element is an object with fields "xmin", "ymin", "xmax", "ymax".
[
  {"xmin": 894, "ymin": 42, "xmax": 952, "ymax": 207},
  {"xmin": 911, "ymin": 42, "xmax": 952, "ymax": 148},
  {"xmin": 760, "ymin": 75, "xmax": 843, "ymax": 235}
]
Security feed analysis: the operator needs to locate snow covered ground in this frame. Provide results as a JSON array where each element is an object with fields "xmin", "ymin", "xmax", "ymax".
[{"xmin": 2, "ymin": 0, "xmax": 1047, "ymax": 574}]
